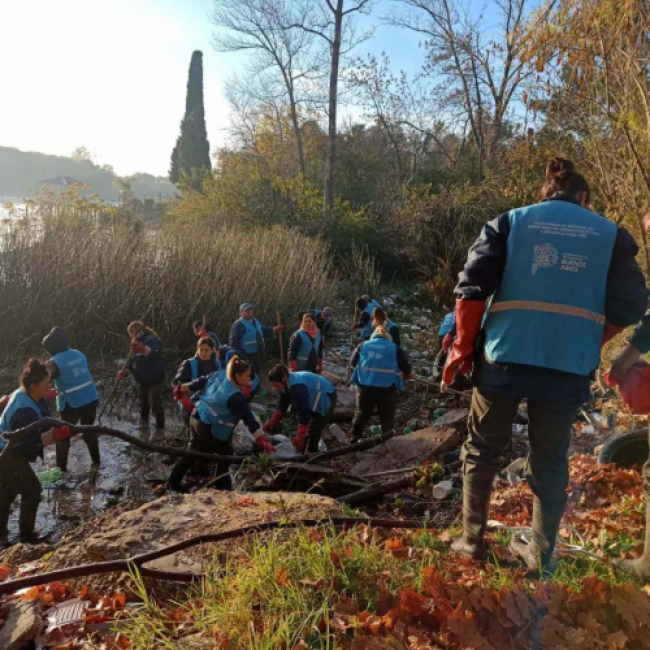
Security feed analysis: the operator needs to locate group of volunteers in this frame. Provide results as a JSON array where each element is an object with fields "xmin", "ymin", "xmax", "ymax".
[{"xmin": 3, "ymin": 153, "xmax": 650, "ymax": 583}]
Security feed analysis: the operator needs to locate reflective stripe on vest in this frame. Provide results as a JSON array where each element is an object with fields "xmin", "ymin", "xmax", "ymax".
[
  {"xmin": 351, "ymin": 339, "xmax": 405, "ymax": 391},
  {"xmin": 289, "ymin": 371, "xmax": 335, "ymax": 417},
  {"xmin": 51, "ymin": 349, "xmax": 98, "ymax": 411},
  {"xmin": 482, "ymin": 200, "xmax": 617, "ymax": 376},
  {"xmin": 296, "ymin": 330, "xmax": 322, "ymax": 369},
  {"xmin": 0, "ymin": 390, "xmax": 43, "ymax": 449},
  {"xmin": 238, "ymin": 318, "xmax": 264, "ymax": 354}
]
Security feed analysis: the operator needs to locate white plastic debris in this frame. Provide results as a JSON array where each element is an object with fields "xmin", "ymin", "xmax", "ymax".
[
  {"xmin": 46, "ymin": 598, "xmax": 89, "ymax": 633},
  {"xmin": 327, "ymin": 424, "xmax": 347, "ymax": 443},
  {"xmin": 432, "ymin": 480, "xmax": 454, "ymax": 500}
]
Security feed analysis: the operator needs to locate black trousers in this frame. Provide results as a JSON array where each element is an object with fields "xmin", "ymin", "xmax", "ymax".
[
  {"xmin": 304, "ymin": 394, "xmax": 338, "ymax": 453},
  {"xmin": 138, "ymin": 382, "xmax": 165, "ymax": 427},
  {"xmin": 0, "ymin": 452, "xmax": 42, "ymax": 540},
  {"xmin": 351, "ymin": 386, "xmax": 399, "ymax": 439},
  {"xmin": 57, "ymin": 403, "xmax": 100, "ymax": 470},
  {"xmin": 168, "ymin": 417, "xmax": 233, "ymax": 491}
]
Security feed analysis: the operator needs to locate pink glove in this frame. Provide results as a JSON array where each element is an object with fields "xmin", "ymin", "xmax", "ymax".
[
  {"xmin": 52, "ymin": 426, "xmax": 71, "ymax": 441},
  {"xmin": 130, "ymin": 341, "xmax": 146, "ymax": 354},
  {"xmin": 293, "ymin": 423, "xmax": 308, "ymax": 452},
  {"xmin": 242, "ymin": 383, "xmax": 252, "ymax": 400},
  {"xmin": 254, "ymin": 432, "xmax": 276, "ymax": 454},
  {"xmin": 116, "ymin": 368, "xmax": 130, "ymax": 381},
  {"xmin": 273, "ymin": 324, "xmax": 284, "ymax": 333},
  {"xmin": 289, "ymin": 361, "xmax": 298, "ymax": 372},
  {"xmin": 264, "ymin": 410, "xmax": 284, "ymax": 433},
  {"xmin": 45, "ymin": 387, "xmax": 59, "ymax": 400}
]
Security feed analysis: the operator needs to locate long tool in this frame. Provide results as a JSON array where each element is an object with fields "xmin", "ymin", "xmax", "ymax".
[
  {"xmin": 409, "ymin": 375, "xmax": 471, "ymax": 397},
  {"xmin": 276, "ymin": 310, "xmax": 285, "ymax": 365},
  {"xmin": 98, "ymin": 350, "xmax": 132, "ymax": 422},
  {"xmin": 345, "ymin": 296, "xmax": 358, "ymax": 382},
  {"xmin": 323, "ymin": 339, "xmax": 344, "ymax": 364}
]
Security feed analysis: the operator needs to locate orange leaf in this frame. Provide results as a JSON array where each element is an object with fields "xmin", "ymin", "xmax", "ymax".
[
  {"xmin": 21, "ymin": 586, "xmax": 42, "ymax": 600},
  {"xmin": 113, "ymin": 593, "xmax": 126, "ymax": 608},
  {"xmin": 275, "ymin": 569, "xmax": 290, "ymax": 587}
]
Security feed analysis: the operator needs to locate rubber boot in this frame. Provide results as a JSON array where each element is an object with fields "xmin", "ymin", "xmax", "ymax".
[
  {"xmin": 451, "ymin": 465, "xmax": 497, "ymax": 561},
  {"xmin": 616, "ymin": 500, "xmax": 650, "ymax": 579},
  {"xmin": 510, "ymin": 496, "xmax": 565, "ymax": 573}
]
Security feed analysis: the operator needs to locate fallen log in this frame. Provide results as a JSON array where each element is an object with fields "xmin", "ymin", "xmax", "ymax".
[
  {"xmin": 336, "ymin": 474, "xmax": 417, "ymax": 506},
  {"xmin": 0, "ymin": 517, "xmax": 438, "ymax": 595}
]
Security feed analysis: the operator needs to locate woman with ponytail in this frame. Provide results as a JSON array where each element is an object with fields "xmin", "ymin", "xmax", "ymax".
[
  {"xmin": 0, "ymin": 359, "xmax": 72, "ymax": 545},
  {"xmin": 265, "ymin": 364, "xmax": 337, "ymax": 453},
  {"xmin": 169, "ymin": 355, "xmax": 274, "ymax": 491},
  {"xmin": 371, "ymin": 307, "xmax": 402, "ymax": 348}
]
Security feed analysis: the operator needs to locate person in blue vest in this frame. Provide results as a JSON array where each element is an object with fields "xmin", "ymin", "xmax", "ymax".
[
  {"xmin": 353, "ymin": 297, "xmax": 378, "ymax": 341},
  {"xmin": 313, "ymin": 307, "xmax": 334, "ymax": 335},
  {"xmin": 265, "ymin": 365, "xmax": 338, "ymax": 453},
  {"xmin": 362, "ymin": 295, "xmax": 381, "ymax": 310},
  {"xmin": 169, "ymin": 356, "xmax": 275, "ymax": 491},
  {"xmin": 371, "ymin": 307, "xmax": 401, "ymax": 347},
  {"xmin": 229, "ymin": 304, "xmax": 283, "ymax": 373},
  {"xmin": 289, "ymin": 313, "xmax": 323, "ymax": 373},
  {"xmin": 442, "ymin": 157, "xmax": 648, "ymax": 571},
  {"xmin": 193, "ymin": 320, "xmax": 221, "ymax": 346},
  {"xmin": 350, "ymin": 327, "xmax": 412, "ymax": 441},
  {"xmin": 117, "ymin": 321, "xmax": 166, "ymax": 430},
  {"xmin": 42, "ymin": 326, "xmax": 100, "ymax": 472},
  {"xmin": 438, "ymin": 308, "xmax": 456, "ymax": 349},
  {"xmin": 0, "ymin": 359, "xmax": 72, "ymax": 546}
]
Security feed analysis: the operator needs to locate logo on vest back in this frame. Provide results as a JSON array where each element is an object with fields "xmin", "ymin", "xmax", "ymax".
[{"xmin": 531, "ymin": 243, "xmax": 559, "ymax": 275}]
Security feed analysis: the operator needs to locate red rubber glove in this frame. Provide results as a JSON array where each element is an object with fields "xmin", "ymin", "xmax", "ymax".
[
  {"xmin": 442, "ymin": 299, "xmax": 486, "ymax": 386},
  {"xmin": 289, "ymin": 360, "xmax": 298, "ymax": 372},
  {"xmin": 116, "ymin": 368, "xmax": 130, "ymax": 381},
  {"xmin": 254, "ymin": 432, "xmax": 276, "ymax": 454},
  {"xmin": 273, "ymin": 324, "xmax": 284, "ymax": 333},
  {"xmin": 317, "ymin": 359, "xmax": 323, "ymax": 373},
  {"xmin": 264, "ymin": 410, "xmax": 284, "ymax": 433},
  {"xmin": 404, "ymin": 372, "xmax": 414, "ymax": 381},
  {"xmin": 52, "ymin": 426, "xmax": 71, "ymax": 441},
  {"xmin": 45, "ymin": 387, "xmax": 59, "ymax": 401},
  {"xmin": 293, "ymin": 423, "xmax": 308, "ymax": 452},
  {"xmin": 442, "ymin": 333, "xmax": 454, "ymax": 353},
  {"xmin": 242, "ymin": 383, "xmax": 252, "ymax": 400},
  {"xmin": 602, "ymin": 321, "xmax": 624, "ymax": 346},
  {"xmin": 130, "ymin": 341, "xmax": 146, "ymax": 354}
]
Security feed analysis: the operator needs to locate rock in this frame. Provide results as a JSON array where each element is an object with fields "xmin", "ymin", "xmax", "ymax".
[
  {"xmin": 350, "ymin": 426, "xmax": 460, "ymax": 475},
  {"xmin": 432, "ymin": 408, "xmax": 469, "ymax": 429},
  {"xmin": 0, "ymin": 599, "xmax": 44, "ymax": 650}
]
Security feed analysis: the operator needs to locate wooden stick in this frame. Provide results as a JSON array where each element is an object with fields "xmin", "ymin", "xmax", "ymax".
[
  {"xmin": 322, "ymin": 339, "xmax": 344, "ymax": 364},
  {"xmin": 98, "ymin": 350, "xmax": 132, "ymax": 421},
  {"xmin": 276, "ymin": 310, "xmax": 285, "ymax": 365},
  {"xmin": 409, "ymin": 376, "xmax": 471, "ymax": 397},
  {"xmin": 346, "ymin": 296, "xmax": 358, "ymax": 382}
]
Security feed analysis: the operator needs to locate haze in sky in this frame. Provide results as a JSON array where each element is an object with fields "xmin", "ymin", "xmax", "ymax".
[{"xmin": 0, "ymin": 0, "xmax": 423, "ymax": 177}]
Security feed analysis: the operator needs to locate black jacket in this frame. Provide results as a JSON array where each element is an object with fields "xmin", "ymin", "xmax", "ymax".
[
  {"xmin": 129, "ymin": 332, "xmax": 165, "ymax": 387},
  {"xmin": 173, "ymin": 357, "xmax": 221, "ymax": 385},
  {"xmin": 43, "ymin": 326, "xmax": 68, "ymax": 380},
  {"xmin": 456, "ymin": 194, "xmax": 648, "ymax": 401}
]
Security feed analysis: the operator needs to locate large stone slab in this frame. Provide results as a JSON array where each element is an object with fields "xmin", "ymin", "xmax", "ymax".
[
  {"xmin": 0, "ymin": 599, "xmax": 44, "ymax": 650},
  {"xmin": 350, "ymin": 426, "xmax": 460, "ymax": 475}
]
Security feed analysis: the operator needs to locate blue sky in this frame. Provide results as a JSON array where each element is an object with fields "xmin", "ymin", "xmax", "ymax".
[{"xmin": 0, "ymin": 0, "xmax": 471, "ymax": 177}]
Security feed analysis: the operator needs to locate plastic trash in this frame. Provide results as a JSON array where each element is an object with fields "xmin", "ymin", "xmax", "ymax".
[
  {"xmin": 432, "ymin": 480, "xmax": 454, "ymax": 500},
  {"xmin": 604, "ymin": 361, "xmax": 650, "ymax": 415},
  {"xmin": 432, "ymin": 408, "xmax": 448, "ymax": 420},
  {"xmin": 370, "ymin": 425, "xmax": 382, "ymax": 436},
  {"xmin": 402, "ymin": 426, "xmax": 414, "ymax": 435},
  {"xmin": 37, "ymin": 467, "xmax": 64, "ymax": 486},
  {"xmin": 327, "ymin": 424, "xmax": 347, "ymax": 443}
]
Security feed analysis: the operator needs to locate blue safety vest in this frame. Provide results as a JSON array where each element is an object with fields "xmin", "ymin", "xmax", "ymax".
[
  {"xmin": 314, "ymin": 309, "xmax": 332, "ymax": 330},
  {"xmin": 438, "ymin": 313, "xmax": 456, "ymax": 336},
  {"xmin": 352, "ymin": 338, "xmax": 405, "ymax": 391},
  {"xmin": 178, "ymin": 358, "xmax": 221, "ymax": 415},
  {"xmin": 289, "ymin": 372, "xmax": 335, "ymax": 417},
  {"xmin": 206, "ymin": 331, "xmax": 221, "ymax": 346},
  {"xmin": 196, "ymin": 375, "xmax": 243, "ymax": 442},
  {"xmin": 296, "ymin": 330, "xmax": 322, "ymax": 370},
  {"xmin": 238, "ymin": 318, "xmax": 265, "ymax": 355},
  {"xmin": 372, "ymin": 320, "xmax": 398, "ymax": 343},
  {"xmin": 483, "ymin": 200, "xmax": 617, "ymax": 376},
  {"xmin": 0, "ymin": 390, "xmax": 43, "ymax": 449},
  {"xmin": 361, "ymin": 304, "xmax": 376, "ymax": 340},
  {"xmin": 369, "ymin": 299, "xmax": 381, "ymax": 310},
  {"xmin": 51, "ymin": 349, "xmax": 99, "ymax": 411}
]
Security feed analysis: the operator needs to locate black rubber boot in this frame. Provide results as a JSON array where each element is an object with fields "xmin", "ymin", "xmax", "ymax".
[
  {"xmin": 616, "ymin": 501, "xmax": 650, "ymax": 579},
  {"xmin": 451, "ymin": 465, "xmax": 498, "ymax": 561},
  {"xmin": 510, "ymin": 496, "xmax": 564, "ymax": 573}
]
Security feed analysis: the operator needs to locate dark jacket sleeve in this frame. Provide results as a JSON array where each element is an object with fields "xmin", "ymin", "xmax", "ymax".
[
  {"xmin": 396, "ymin": 347, "xmax": 412, "ymax": 375},
  {"xmin": 229, "ymin": 321, "xmax": 244, "ymax": 351},
  {"xmin": 350, "ymin": 344, "xmax": 362, "ymax": 368},
  {"xmin": 288, "ymin": 333, "xmax": 300, "ymax": 363},
  {"xmin": 173, "ymin": 360, "xmax": 192, "ymax": 385},
  {"xmin": 262, "ymin": 323, "xmax": 275, "ymax": 338},
  {"xmin": 226, "ymin": 393, "xmax": 260, "ymax": 434},
  {"xmin": 289, "ymin": 384, "xmax": 312, "ymax": 425},
  {"xmin": 317, "ymin": 337, "xmax": 323, "ymax": 361},
  {"xmin": 630, "ymin": 312, "xmax": 650, "ymax": 353},
  {"xmin": 48, "ymin": 361, "xmax": 60, "ymax": 380},
  {"xmin": 187, "ymin": 371, "xmax": 219, "ymax": 393},
  {"xmin": 604, "ymin": 227, "xmax": 649, "ymax": 327},
  {"xmin": 10, "ymin": 407, "xmax": 46, "ymax": 460},
  {"xmin": 455, "ymin": 213, "xmax": 510, "ymax": 300},
  {"xmin": 390, "ymin": 325, "xmax": 401, "ymax": 348},
  {"xmin": 275, "ymin": 388, "xmax": 292, "ymax": 414},
  {"xmin": 355, "ymin": 312, "xmax": 370, "ymax": 330}
]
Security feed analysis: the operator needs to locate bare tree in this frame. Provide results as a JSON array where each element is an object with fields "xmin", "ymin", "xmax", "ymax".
[
  {"xmin": 389, "ymin": 0, "xmax": 537, "ymax": 179},
  {"xmin": 291, "ymin": 0, "xmax": 375, "ymax": 213},
  {"xmin": 212, "ymin": 0, "xmax": 319, "ymax": 177}
]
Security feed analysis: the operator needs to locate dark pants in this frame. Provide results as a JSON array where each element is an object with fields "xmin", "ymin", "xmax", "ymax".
[
  {"xmin": 351, "ymin": 386, "xmax": 398, "ymax": 440},
  {"xmin": 57, "ymin": 403, "xmax": 100, "ymax": 470},
  {"xmin": 644, "ymin": 425, "xmax": 650, "ymax": 496},
  {"xmin": 138, "ymin": 382, "xmax": 165, "ymax": 428},
  {"xmin": 248, "ymin": 352, "xmax": 262, "ymax": 375},
  {"xmin": 0, "ymin": 452, "xmax": 42, "ymax": 540},
  {"xmin": 305, "ymin": 393, "xmax": 337, "ymax": 453},
  {"xmin": 168, "ymin": 417, "xmax": 233, "ymax": 491}
]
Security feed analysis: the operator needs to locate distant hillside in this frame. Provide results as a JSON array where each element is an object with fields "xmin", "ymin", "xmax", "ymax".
[{"xmin": 0, "ymin": 146, "xmax": 178, "ymax": 202}]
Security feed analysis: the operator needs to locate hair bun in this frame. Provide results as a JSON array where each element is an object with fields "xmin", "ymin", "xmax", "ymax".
[{"xmin": 546, "ymin": 157, "xmax": 575, "ymax": 181}]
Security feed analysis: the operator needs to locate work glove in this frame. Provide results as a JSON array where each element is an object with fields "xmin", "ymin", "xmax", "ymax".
[
  {"xmin": 173, "ymin": 385, "xmax": 194, "ymax": 413},
  {"xmin": 404, "ymin": 372, "xmax": 414, "ymax": 381},
  {"xmin": 602, "ymin": 321, "xmax": 624, "ymax": 346},
  {"xmin": 263, "ymin": 410, "xmax": 284, "ymax": 433},
  {"xmin": 317, "ymin": 359, "xmax": 323, "ymax": 373},
  {"xmin": 289, "ymin": 361, "xmax": 298, "ymax": 372},
  {"xmin": 608, "ymin": 344, "xmax": 642, "ymax": 385},
  {"xmin": 52, "ymin": 426, "xmax": 71, "ymax": 441},
  {"xmin": 45, "ymin": 387, "xmax": 59, "ymax": 401},
  {"xmin": 197, "ymin": 326, "xmax": 208, "ymax": 338},
  {"xmin": 442, "ymin": 333, "xmax": 454, "ymax": 353},
  {"xmin": 273, "ymin": 324, "xmax": 284, "ymax": 333},
  {"xmin": 253, "ymin": 431, "xmax": 276, "ymax": 454},
  {"xmin": 441, "ymin": 299, "xmax": 486, "ymax": 387},
  {"xmin": 130, "ymin": 341, "xmax": 146, "ymax": 354},
  {"xmin": 116, "ymin": 368, "xmax": 130, "ymax": 381},
  {"xmin": 293, "ymin": 423, "xmax": 308, "ymax": 452},
  {"xmin": 242, "ymin": 382, "xmax": 252, "ymax": 400}
]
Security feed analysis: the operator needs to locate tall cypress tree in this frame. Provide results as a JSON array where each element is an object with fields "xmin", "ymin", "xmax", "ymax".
[{"xmin": 169, "ymin": 51, "xmax": 211, "ymax": 188}]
